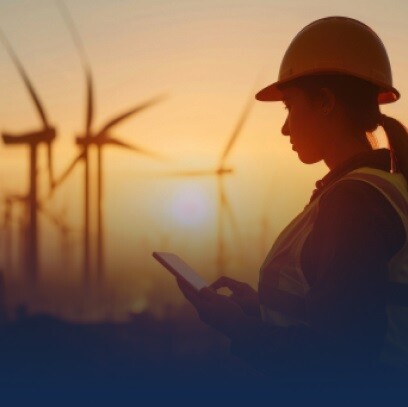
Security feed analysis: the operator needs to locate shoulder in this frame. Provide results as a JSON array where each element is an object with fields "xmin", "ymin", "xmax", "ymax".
[
  {"xmin": 316, "ymin": 178, "xmax": 405, "ymax": 253},
  {"xmin": 302, "ymin": 178, "xmax": 405, "ymax": 285},
  {"xmin": 319, "ymin": 178, "xmax": 389, "ymax": 209}
]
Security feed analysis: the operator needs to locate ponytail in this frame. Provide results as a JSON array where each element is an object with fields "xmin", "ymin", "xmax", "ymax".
[{"xmin": 381, "ymin": 114, "xmax": 408, "ymax": 182}]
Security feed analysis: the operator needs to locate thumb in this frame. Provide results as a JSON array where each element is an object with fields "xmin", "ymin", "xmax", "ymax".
[{"xmin": 199, "ymin": 287, "xmax": 218, "ymax": 301}]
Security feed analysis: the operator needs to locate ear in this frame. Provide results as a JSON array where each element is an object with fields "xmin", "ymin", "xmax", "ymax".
[{"xmin": 318, "ymin": 87, "xmax": 336, "ymax": 115}]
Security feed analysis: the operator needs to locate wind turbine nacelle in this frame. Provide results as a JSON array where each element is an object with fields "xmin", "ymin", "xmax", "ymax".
[
  {"xmin": 76, "ymin": 134, "xmax": 108, "ymax": 146},
  {"xmin": 75, "ymin": 136, "xmax": 96, "ymax": 146},
  {"xmin": 216, "ymin": 168, "xmax": 234, "ymax": 175},
  {"xmin": 2, "ymin": 127, "xmax": 56, "ymax": 145}
]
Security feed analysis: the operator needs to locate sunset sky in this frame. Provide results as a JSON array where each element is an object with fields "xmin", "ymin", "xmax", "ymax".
[{"xmin": 0, "ymin": 0, "xmax": 407, "ymax": 320}]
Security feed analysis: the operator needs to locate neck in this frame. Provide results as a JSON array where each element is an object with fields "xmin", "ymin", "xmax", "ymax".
[{"xmin": 323, "ymin": 130, "xmax": 372, "ymax": 170}]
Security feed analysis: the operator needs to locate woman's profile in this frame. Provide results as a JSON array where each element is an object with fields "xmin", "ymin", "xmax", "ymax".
[{"xmin": 176, "ymin": 16, "xmax": 408, "ymax": 383}]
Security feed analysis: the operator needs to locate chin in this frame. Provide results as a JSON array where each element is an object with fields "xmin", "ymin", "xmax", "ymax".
[{"xmin": 297, "ymin": 152, "xmax": 321, "ymax": 164}]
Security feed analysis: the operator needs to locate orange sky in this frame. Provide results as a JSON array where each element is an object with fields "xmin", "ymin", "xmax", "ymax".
[{"xmin": 0, "ymin": 0, "xmax": 407, "ymax": 320}]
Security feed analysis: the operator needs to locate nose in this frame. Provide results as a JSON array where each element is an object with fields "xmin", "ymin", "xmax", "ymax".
[{"xmin": 281, "ymin": 116, "xmax": 290, "ymax": 136}]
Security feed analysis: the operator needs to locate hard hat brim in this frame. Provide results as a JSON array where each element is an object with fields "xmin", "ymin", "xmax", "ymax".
[
  {"xmin": 255, "ymin": 81, "xmax": 284, "ymax": 102},
  {"xmin": 255, "ymin": 76, "xmax": 400, "ymax": 105}
]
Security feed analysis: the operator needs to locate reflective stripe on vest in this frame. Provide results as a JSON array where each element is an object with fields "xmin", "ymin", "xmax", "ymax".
[{"xmin": 259, "ymin": 186, "xmax": 320, "ymax": 327}]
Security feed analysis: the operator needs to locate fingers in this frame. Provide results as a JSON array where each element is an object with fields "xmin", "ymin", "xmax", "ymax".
[
  {"xmin": 210, "ymin": 276, "xmax": 234, "ymax": 289},
  {"xmin": 199, "ymin": 287, "xmax": 219, "ymax": 301},
  {"xmin": 210, "ymin": 276, "xmax": 245, "ymax": 292},
  {"xmin": 176, "ymin": 278, "xmax": 222, "ymax": 309}
]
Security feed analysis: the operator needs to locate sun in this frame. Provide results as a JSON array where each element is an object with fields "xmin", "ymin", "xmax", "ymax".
[{"xmin": 169, "ymin": 183, "xmax": 210, "ymax": 227}]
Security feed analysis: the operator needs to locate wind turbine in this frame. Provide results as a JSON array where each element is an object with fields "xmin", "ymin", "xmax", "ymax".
[
  {"xmin": 0, "ymin": 30, "xmax": 56, "ymax": 283},
  {"xmin": 52, "ymin": 1, "xmax": 168, "ymax": 280},
  {"xmin": 158, "ymin": 92, "xmax": 256, "ymax": 276}
]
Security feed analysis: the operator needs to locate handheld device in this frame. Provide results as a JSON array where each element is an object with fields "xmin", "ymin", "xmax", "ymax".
[{"xmin": 152, "ymin": 251, "xmax": 208, "ymax": 292}]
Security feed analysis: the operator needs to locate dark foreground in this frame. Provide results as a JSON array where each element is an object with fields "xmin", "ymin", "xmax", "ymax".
[{"xmin": 0, "ymin": 309, "xmax": 406, "ymax": 402}]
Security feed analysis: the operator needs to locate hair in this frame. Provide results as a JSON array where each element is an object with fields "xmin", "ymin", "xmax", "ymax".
[{"xmin": 282, "ymin": 74, "xmax": 408, "ymax": 181}]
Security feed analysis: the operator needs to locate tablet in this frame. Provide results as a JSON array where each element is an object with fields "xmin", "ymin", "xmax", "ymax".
[{"xmin": 152, "ymin": 251, "xmax": 208, "ymax": 292}]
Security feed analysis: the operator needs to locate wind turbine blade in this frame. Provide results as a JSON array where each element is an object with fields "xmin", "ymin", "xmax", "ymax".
[
  {"xmin": 37, "ymin": 203, "xmax": 61, "ymax": 229},
  {"xmin": 103, "ymin": 136, "xmax": 168, "ymax": 161},
  {"xmin": 85, "ymin": 69, "xmax": 94, "ymax": 137},
  {"xmin": 51, "ymin": 150, "xmax": 85, "ymax": 191},
  {"xmin": 56, "ymin": 0, "xmax": 94, "ymax": 136},
  {"xmin": 131, "ymin": 169, "xmax": 217, "ymax": 179},
  {"xmin": 38, "ymin": 202, "xmax": 73, "ymax": 235},
  {"xmin": 218, "ymin": 95, "xmax": 255, "ymax": 168},
  {"xmin": 163, "ymin": 169, "xmax": 218, "ymax": 177},
  {"xmin": 0, "ymin": 29, "xmax": 49, "ymax": 128},
  {"xmin": 217, "ymin": 67, "xmax": 270, "ymax": 169},
  {"xmin": 56, "ymin": 1, "xmax": 90, "ymax": 71},
  {"xmin": 96, "ymin": 94, "xmax": 168, "ymax": 136}
]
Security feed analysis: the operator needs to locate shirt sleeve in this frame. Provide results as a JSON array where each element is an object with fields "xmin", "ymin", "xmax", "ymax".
[{"xmin": 228, "ymin": 180, "xmax": 405, "ymax": 377}]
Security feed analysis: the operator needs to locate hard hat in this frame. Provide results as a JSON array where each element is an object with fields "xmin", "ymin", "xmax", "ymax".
[{"xmin": 256, "ymin": 16, "xmax": 400, "ymax": 104}]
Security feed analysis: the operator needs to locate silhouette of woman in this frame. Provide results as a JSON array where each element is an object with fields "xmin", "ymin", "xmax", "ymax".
[{"xmin": 177, "ymin": 16, "xmax": 408, "ymax": 382}]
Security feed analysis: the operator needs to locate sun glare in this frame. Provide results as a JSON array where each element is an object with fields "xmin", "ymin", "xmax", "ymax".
[{"xmin": 169, "ymin": 184, "xmax": 210, "ymax": 227}]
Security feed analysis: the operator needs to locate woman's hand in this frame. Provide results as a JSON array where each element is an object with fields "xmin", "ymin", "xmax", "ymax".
[
  {"xmin": 210, "ymin": 276, "xmax": 260, "ymax": 318},
  {"xmin": 176, "ymin": 277, "xmax": 246, "ymax": 337}
]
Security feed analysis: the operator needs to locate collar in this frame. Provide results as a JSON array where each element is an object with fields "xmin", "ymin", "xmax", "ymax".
[{"xmin": 310, "ymin": 148, "xmax": 392, "ymax": 202}]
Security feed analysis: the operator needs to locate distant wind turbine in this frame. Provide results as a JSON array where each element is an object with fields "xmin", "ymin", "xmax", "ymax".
[
  {"xmin": 158, "ymin": 91, "xmax": 256, "ymax": 276},
  {"xmin": 52, "ymin": 1, "xmax": 169, "ymax": 280},
  {"xmin": 0, "ymin": 30, "xmax": 56, "ymax": 283}
]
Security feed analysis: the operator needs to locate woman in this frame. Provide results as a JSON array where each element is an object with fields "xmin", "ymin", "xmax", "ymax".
[{"xmin": 177, "ymin": 16, "xmax": 408, "ymax": 382}]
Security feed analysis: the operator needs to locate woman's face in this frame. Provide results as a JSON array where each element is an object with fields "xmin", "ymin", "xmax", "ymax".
[{"xmin": 280, "ymin": 85, "xmax": 327, "ymax": 164}]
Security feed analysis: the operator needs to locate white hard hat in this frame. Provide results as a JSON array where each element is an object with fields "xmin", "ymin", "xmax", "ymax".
[{"xmin": 256, "ymin": 16, "xmax": 399, "ymax": 104}]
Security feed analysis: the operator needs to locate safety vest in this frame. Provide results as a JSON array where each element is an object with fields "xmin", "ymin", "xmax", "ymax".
[{"xmin": 259, "ymin": 167, "xmax": 408, "ymax": 370}]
